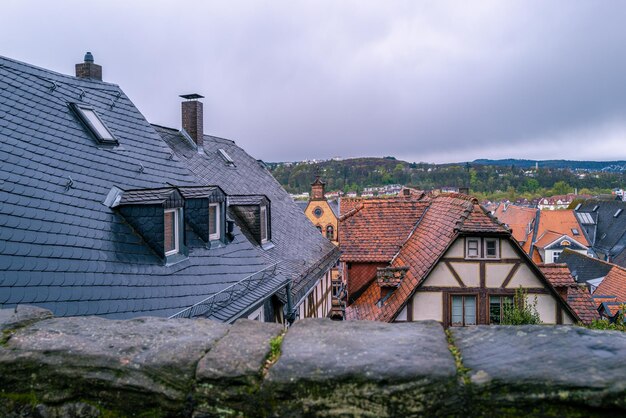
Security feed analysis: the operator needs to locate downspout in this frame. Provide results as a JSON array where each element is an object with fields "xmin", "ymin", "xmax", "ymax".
[{"xmin": 285, "ymin": 282, "xmax": 296, "ymax": 325}]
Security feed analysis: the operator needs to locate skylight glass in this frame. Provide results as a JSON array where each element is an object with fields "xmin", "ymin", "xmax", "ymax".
[
  {"xmin": 574, "ymin": 203, "xmax": 581, "ymax": 211},
  {"xmin": 615, "ymin": 209, "xmax": 623, "ymax": 218},
  {"xmin": 577, "ymin": 212, "xmax": 595, "ymax": 225},
  {"xmin": 572, "ymin": 228, "xmax": 579, "ymax": 235},
  {"xmin": 218, "ymin": 148, "xmax": 235, "ymax": 165},
  {"xmin": 71, "ymin": 103, "xmax": 117, "ymax": 145}
]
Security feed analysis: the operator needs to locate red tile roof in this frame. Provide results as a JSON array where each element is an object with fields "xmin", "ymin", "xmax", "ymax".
[
  {"xmin": 594, "ymin": 265, "xmax": 626, "ymax": 303},
  {"xmin": 346, "ymin": 194, "xmax": 508, "ymax": 321},
  {"xmin": 539, "ymin": 263, "xmax": 599, "ymax": 324},
  {"xmin": 339, "ymin": 198, "xmax": 429, "ymax": 262},
  {"xmin": 493, "ymin": 204, "xmax": 536, "ymax": 243},
  {"xmin": 536, "ymin": 210, "xmax": 589, "ymax": 246}
]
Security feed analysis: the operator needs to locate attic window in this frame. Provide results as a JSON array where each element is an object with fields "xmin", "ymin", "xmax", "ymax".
[
  {"xmin": 164, "ymin": 209, "xmax": 180, "ymax": 256},
  {"xmin": 71, "ymin": 103, "xmax": 117, "ymax": 145},
  {"xmin": 209, "ymin": 203, "xmax": 221, "ymax": 240},
  {"xmin": 218, "ymin": 149, "xmax": 235, "ymax": 166},
  {"xmin": 260, "ymin": 205, "xmax": 269, "ymax": 243},
  {"xmin": 615, "ymin": 209, "xmax": 623, "ymax": 218},
  {"xmin": 572, "ymin": 228, "xmax": 580, "ymax": 235}
]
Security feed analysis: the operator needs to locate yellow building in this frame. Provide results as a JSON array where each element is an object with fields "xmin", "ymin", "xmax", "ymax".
[{"xmin": 302, "ymin": 177, "xmax": 339, "ymax": 245}]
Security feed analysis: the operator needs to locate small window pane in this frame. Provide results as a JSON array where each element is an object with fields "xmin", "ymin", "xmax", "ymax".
[
  {"xmin": 467, "ymin": 239, "xmax": 479, "ymax": 257},
  {"xmin": 326, "ymin": 225, "xmax": 334, "ymax": 240},
  {"xmin": 164, "ymin": 211, "xmax": 177, "ymax": 254},
  {"xmin": 464, "ymin": 296, "xmax": 476, "ymax": 325},
  {"xmin": 260, "ymin": 206, "xmax": 268, "ymax": 242},
  {"xmin": 209, "ymin": 204, "xmax": 220, "ymax": 240},
  {"xmin": 451, "ymin": 296, "xmax": 463, "ymax": 325},
  {"xmin": 485, "ymin": 239, "xmax": 497, "ymax": 257},
  {"xmin": 490, "ymin": 296, "xmax": 502, "ymax": 324}
]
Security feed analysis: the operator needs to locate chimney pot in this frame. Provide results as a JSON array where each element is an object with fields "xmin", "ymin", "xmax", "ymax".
[{"xmin": 75, "ymin": 51, "xmax": 102, "ymax": 81}]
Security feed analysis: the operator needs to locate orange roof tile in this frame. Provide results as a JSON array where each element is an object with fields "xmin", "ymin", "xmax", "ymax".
[
  {"xmin": 346, "ymin": 194, "xmax": 508, "ymax": 321},
  {"xmin": 594, "ymin": 265, "xmax": 626, "ymax": 302},
  {"xmin": 493, "ymin": 204, "xmax": 536, "ymax": 243},
  {"xmin": 536, "ymin": 210, "xmax": 588, "ymax": 246},
  {"xmin": 539, "ymin": 263, "xmax": 600, "ymax": 324},
  {"xmin": 339, "ymin": 199, "xmax": 429, "ymax": 262}
]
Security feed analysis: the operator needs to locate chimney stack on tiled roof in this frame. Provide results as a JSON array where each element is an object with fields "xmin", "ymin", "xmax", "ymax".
[
  {"xmin": 376, "ymin": 266, "xmax": 408, "ymax": 301},
  {"xmin": 75, "ymin": 52, "xmax": 102, "ymax": 81},
  {"xmin": 180, "ymin": 94, "xmax": 204, "ymax": 148}
]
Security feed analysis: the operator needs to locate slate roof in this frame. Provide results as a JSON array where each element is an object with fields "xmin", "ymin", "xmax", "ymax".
[
  {"xmin": 346, "ymin": 194, "xmax": 510, "ymax": 321},
  {"xmin": 153, "ymin": 125, "xmax": 340, "ymax": 306},
  {"xmin": 575, "ymin": 199, "xmax": 626, "ymax": 264},
  {"xmin": 339, "ymin": 198, "xmax": 430, "ymax": 262},
  {"xmin": 539, "ymin": 264, "xmax": 599, "ymax": 324},
  {"xmin": 0, "ymin": 55, "xmax": 286, "ymax": 320},
  {"xmin": 558, "ymin": 249, "xmax": 613, "ymax": 284}
]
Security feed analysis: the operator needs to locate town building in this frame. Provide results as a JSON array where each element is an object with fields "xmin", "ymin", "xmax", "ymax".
[
  {"xmin": 296, "ymin": 178, "xmax": 339, "ymax": 244},
  {"xmin": 0, "ymin": 53, "xmax": 339, "ymax": 323},
  {"xmin": 341, "ymin": 193, "xmax": 580, "ymax": 325},
  {"xmin": 574, "ymin": 198, "xmax": 626, "ymax": 267}
]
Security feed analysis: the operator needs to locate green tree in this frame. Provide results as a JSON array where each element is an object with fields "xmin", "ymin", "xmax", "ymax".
[
  {"xmin": 552, "ymin": 181, "xmax": 571, "ymax": 195},
  {"xmin": 501, "ymin": 287, "xmax": 542, "ymax": 325}
]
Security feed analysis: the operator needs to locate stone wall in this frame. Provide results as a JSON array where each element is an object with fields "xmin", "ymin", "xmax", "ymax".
[{"xmin": 1, "ymin": 305, "xmax": 625, "ymax": 417}]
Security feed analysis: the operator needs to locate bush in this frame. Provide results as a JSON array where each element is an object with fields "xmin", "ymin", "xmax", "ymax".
[
  {"xmin": 586, "ymin": 304, "xmax": 626, "ymax": 332},
  {"xmin": 501, "ymin": 287, "xmax": 542, "ymax": 325}
]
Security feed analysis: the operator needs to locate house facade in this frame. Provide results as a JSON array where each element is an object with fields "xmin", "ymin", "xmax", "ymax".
[
  {"xmin": 343, "ymin": 194, "xmax": 580, "ymax": 325},
  {"xmin": 299, "ymin": 177, "xmax": 339, "ymax": 244}
]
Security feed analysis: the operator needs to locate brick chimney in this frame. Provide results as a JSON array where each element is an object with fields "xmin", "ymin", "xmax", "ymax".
[
  {"xmin": 180, "ymin": 94, "xmax": 204, "ymax": 148},
  {"xmin": 311, "ymin": 177, "xmax": 326, "ymax": 201},
  {"xmin": 75, "ymin": 52, "xmax": 102, "ymax": 81}
]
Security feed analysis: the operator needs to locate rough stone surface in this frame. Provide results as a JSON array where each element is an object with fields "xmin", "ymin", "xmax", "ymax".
[
  {"xmin": 1, "ymin": 308, "xmax": 626, "ymax": 417},
  {"xmin": 453, "ymin": 325, "xmax": 626, "ymax": 416},
  {"xmin": 0, "ymin": 305, "xmax": 53, "ymax": 334},
  {"xmin": 194, "ymin": 319, "xmax": 283, "ymax": 416},
  {"xmin": 0, "ymin": 315, "xmax": 228, "ymax": 417},
  {"xmin": 266, "ymin": 319, "xmax": 459, "ymax": 417}
]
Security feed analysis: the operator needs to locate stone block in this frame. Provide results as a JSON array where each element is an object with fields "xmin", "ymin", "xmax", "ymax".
[
  {"xmin": 266, "ymin": 319, "xmax": 459, "ymax": 417},
  {"xmin": 453, "ymin": 325, "xmax": 626, "ymax": 416},
  {"xmin": 0, "ymin": 305, "xmax": 53, "ymax": 334}
]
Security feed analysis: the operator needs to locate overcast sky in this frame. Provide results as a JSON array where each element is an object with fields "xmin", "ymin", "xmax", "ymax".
[{"xmin": 3, "ymin": 1, "xmax": 626, "ymax": 163}]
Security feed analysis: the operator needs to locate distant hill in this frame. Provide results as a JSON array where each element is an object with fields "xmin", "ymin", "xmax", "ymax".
[
  {"xmin": 472, "ymin": 159, "xmax": 626, "ymax": 171},
  {"xmin": 268, "ymin": 157, "xmax": 626, "ymax": 196}
]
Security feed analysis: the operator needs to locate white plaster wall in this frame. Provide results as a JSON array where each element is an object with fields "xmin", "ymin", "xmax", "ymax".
[
  {"xmin": 533, "ymin": 293, "xmax": 557, "ymax": 324},
  {"xmin": 506, "ymin": 264, "xmax": 543, "ymax": 288},
  {"xmin": 445, "ymin": 239, "xmax": 464, "ymax": 257},
  {"xmin": 450, "ymin": 262, "xmax": 480, "ymax": 287},
  {"xmin": 563, "ymin": 312, "xmax": 574, "ymax": 324},
  {"xmin": 500, "ymin": 240, "xmax": 519, "ymax": 259},
  {"xmin": 395, "ymin": 306, "xmax": 408, "ymax": 321},
  {"xmin": 485, "ymin": 264, "xmax": 515, "ymax": 288},
  {"xmin": 424, "ymin": 263, "xmax": 460, "ymax": 287},
  {"xmin": 412, "ymin": 292, "xmax": 443, "ymax": 321}
]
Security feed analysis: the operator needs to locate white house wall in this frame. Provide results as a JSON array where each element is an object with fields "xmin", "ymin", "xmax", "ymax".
[{"xmin": 412, "ymin": 292, "xmax": 443, "ymax": 322}]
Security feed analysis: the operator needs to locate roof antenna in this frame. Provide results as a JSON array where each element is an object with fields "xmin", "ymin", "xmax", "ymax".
[{"xmin": 65, "ymin": 176, "xmax": 74, "ymax": 191}]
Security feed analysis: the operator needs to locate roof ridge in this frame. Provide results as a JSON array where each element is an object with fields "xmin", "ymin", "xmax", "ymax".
[{"xmin": 339, "ymin": 203, "xmax": 365, "ymax": 222}]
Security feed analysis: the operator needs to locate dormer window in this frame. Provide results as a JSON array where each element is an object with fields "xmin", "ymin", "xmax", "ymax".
[
  {"xmin": 71, "ymin": 103, "xmax": 118, "ymax": 145},
  {"xmin": 164, "ymin": 209, "xmax": 180, "ymax": 256},
  {"xmin": 209, "ymin": 203, "xmax": 221, "ymax": 241},
  {"xmin": 260, "ymin": 205, "xmax": 268, "ymax": 243}
]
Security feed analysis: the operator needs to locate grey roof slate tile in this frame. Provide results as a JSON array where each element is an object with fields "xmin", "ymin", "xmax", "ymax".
[{"xmin": 0, "ymin": 55, "xmax": 288, "ymax": 320}]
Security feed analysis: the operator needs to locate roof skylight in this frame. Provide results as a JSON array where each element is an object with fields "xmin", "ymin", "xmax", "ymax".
[
  {"xmin": 572, "ymin": 228, "xmax": 579, "ymax": 235},
  {"xmin": 218, "ymin": 148, "xmax": 235, "ymax": 166},
  {"xmin": 574, "ymin": 203, "xmax": 582, "ymax": 211},
  {"xmin": 577, "ymin": 212, "xmax": 595, "ymax": 225},
  {"xmin": 615, "ymin": 209, "xmax": 623, "ymax": 218},
  {"xmin": 71, "ymin": 103, "xmax": 117, "ymax": 145}
]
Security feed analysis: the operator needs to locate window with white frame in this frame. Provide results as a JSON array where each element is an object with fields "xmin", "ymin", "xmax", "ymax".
[
  {"xmin": 164, "ymin": 209, "xmax": 179, "ymax": 256},
  {"xmin": 260, "ymin": 205, "xmax": 268, "ymax": 243},
  {"xmin": 71, "ymin": 103, "xmax": 117, "ymax": 145},
  {"xmin": 466, "ymin": 238, "xmax": 480, "ymax": 258},
  {"xmin": 451, "ymin": 295, "xmax": 477, "ymax": 326},
  {"xmin": 209, "ymin": 203, "xmax": 221, "ymax": 241},
  {"xmin": 552, "ymin": 251, "xmax": 562, "ymax": 263}
]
